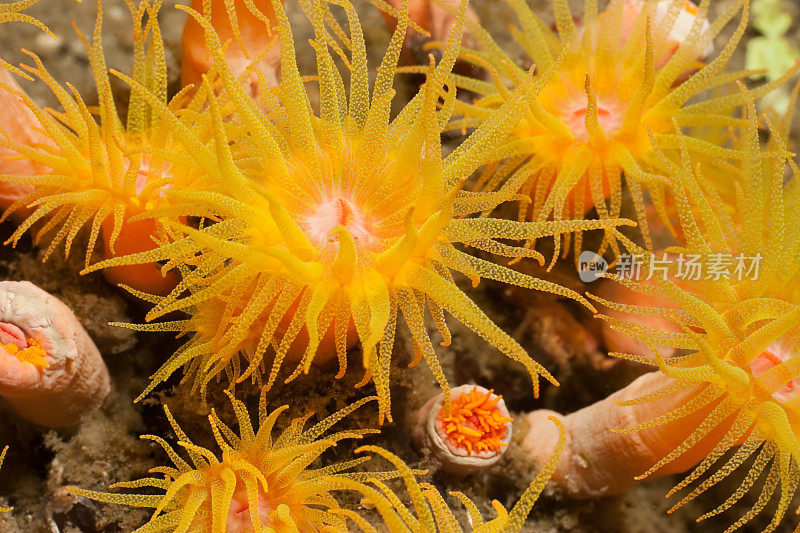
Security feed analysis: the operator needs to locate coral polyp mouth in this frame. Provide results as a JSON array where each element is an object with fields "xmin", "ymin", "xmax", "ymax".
[
  {"xmin": 0, "ymin": 322, "xmax": 48, "ymax": 369},
  {"xmin": 129, "ymin": 154, "xmax": 172, "ymax": 199},
  {"xmin": 300, "ymin": 196, "xmax": 376, "ymax": 249},
  {"xmin": 560, "ymin": 93, "xmax": 625, "ymax": 141},
  {"xmin": 224, "ymin": 482, "xmax": 273, "ymax": 531},
  {"xmin": 749, "ymin": 343, "xmax": 800, "ymax": 403},
  {"xmin": 1, "ymin": 338, "xmax": 48, "ymax": 369}
]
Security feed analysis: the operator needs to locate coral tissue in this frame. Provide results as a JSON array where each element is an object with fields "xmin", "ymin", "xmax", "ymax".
[{"xmin": 0, "ymin": 281, "xmax": 109, "ymax": 427}]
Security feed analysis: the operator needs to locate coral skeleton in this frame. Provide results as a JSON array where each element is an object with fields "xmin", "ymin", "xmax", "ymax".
[
  {"xmin": 0, "ymin": 280, "xmax": 110, "ymax": 427},
  {"xmin": 84, "ymin": 0, "xmax": 632, "ymax": 423},
  {"xmin": 413, "ymin": 384, "xmax": 513, "ymax": 475},
  {"xmin": 440, "ymin": 0, "xmax": 795, "ymax": 262}
]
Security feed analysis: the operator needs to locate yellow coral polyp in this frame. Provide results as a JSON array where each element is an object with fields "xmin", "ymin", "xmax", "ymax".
[
  {"xmin": 72, "ymin": 393, "xmax": 568, "ymax": 532},
  {"xmin": 69, "ymin": 394, "xmax": 405, "ymax": 532},
  {"xmin": 591, "ymin": 92, "xmax": 800, "ymax": 532},
  {"xmin": 2, "ymin": 337, "xmax": 48, "ymax": 368},
  {"xmin": 86, "ymin": 0, "xmax": 633, "ymax": 422},
  {"xmin": 439, "ymin": 386, "xmax": 511, "ymax": 454},
  {"xmin": 443, "ymin": 0, "xmax": 795, "ymax": 261},
  {"xmin": 0, "ymin": 0, "xmax": 202, "ymax": 276}
]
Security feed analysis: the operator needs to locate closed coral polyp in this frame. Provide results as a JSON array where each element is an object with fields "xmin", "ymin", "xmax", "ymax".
[
  {"xmin": 1, "ymin": 336, "xmax": 48, "ymax": 368},
  {"xmin": 414, "ymin": 384, "xmax": 513, "ymax": 475},
  {"xmin": 439, "ymin": 386, "xmax": 511, "ymax": 455},
  {"xmin": 0, "ymin": 281, "xmax": 110, "ymax": 427}
]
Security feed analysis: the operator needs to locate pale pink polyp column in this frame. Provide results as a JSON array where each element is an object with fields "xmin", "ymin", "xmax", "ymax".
[
  {"xmin": 521, "ymin": 372, "xmax": 728, "ymax": 498},
  {"xmin": 0, "ymin": 281, "xmax": 110, "ymax": 427}
]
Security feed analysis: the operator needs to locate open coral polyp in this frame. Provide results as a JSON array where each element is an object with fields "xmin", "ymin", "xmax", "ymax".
[
  {"xmin": 590, "ymin": 93, "xmax": 800, "ymax": 531},
  {"xmin": 70, "ymin": 395, "xmax": 395, "ymax": 531},
  {"xmin": 72, "ymin": 391, "xmax": 566, "ymax": 531},
  {"xmin": 0, "ymin": 0, "xmax": 205, "ymax": 295},
  {"xmin": 446, "ymin": 0, "xmax": 794, "ymax": 260},
  {"xmin": 86, "ymin": 0, "xmax": 632, "ymax": 422}
]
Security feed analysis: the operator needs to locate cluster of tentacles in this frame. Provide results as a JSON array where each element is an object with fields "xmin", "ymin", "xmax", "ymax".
[{"xmin": 1, "ymin": 0, "xmax": 800, "ymax": 531}]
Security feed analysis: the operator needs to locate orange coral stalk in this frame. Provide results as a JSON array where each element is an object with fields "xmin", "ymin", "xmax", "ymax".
[
  {"xmin": 0, "ymin": 281, "xmax": 109, "ymax": 427},
  {"xmin": 413, "ymin": 384, "xmax": 513, "ymax": 475},
  {"xmin": 99, "ymin": 209, "xmax": 181, "ymax": 297},
  {"xmin": 382, "ymin": 0, "xmax": 479, "ymax": 51},
  {"xmin": 181, "ymin": 0, "xmax": 281, "ymax": 96}
]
